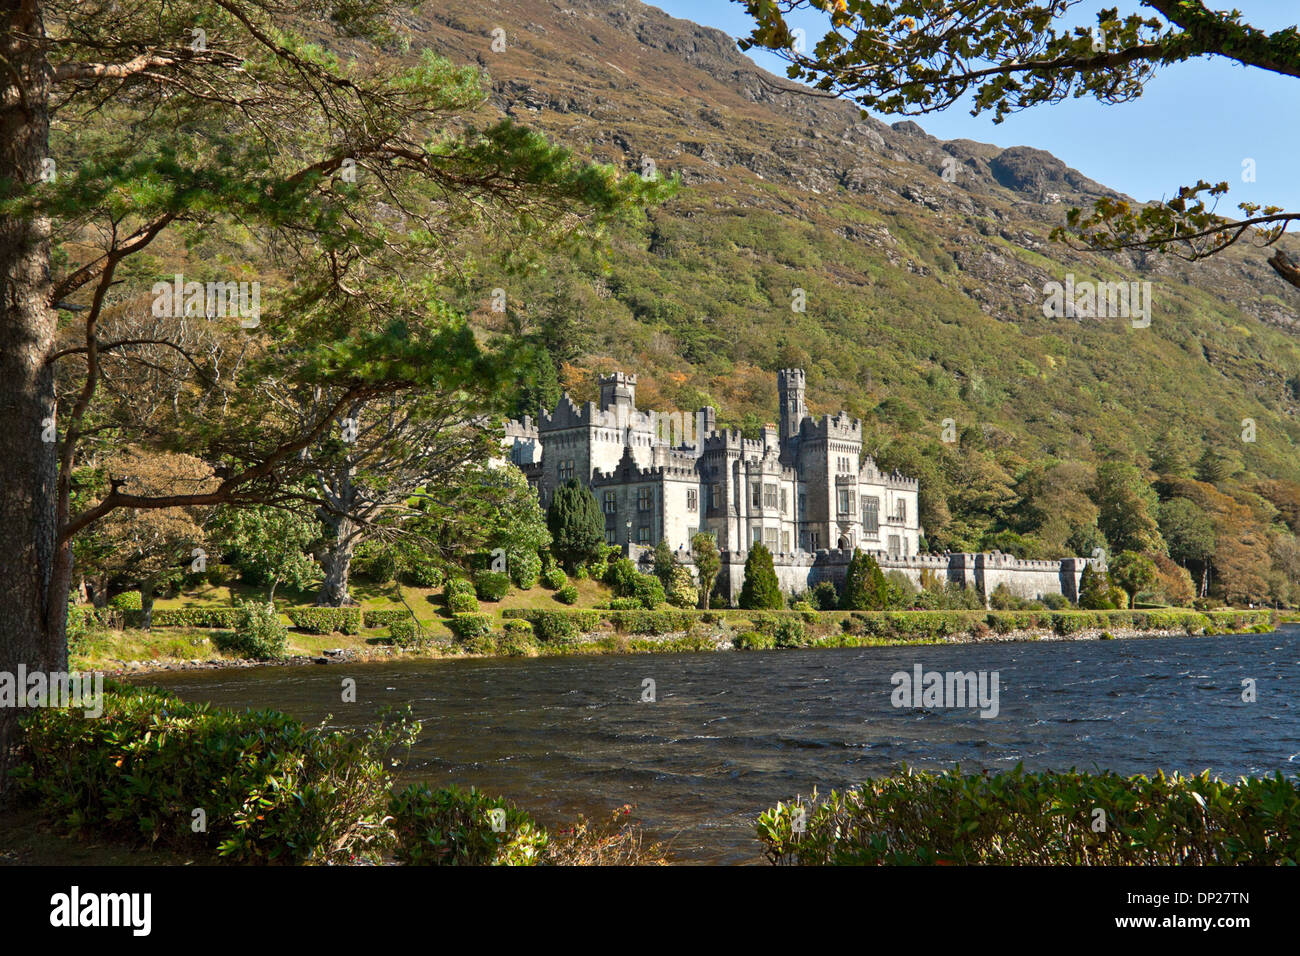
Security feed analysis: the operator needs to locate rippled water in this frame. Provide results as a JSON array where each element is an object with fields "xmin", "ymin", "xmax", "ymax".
[{"xmin": 140, "ymin": 627, "xmax": 1300, "ymax": 864}]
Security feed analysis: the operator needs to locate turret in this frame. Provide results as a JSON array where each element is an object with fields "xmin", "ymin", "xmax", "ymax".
[
  {"xmin": 599, "ymin": 371, "xmax": 637, "ymax": 412},
  {"xmin": 777, "ymin": 368, "xmax": 807, "ymax": 450}
]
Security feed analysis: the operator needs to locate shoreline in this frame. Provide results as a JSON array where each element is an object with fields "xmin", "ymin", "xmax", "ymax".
[{"xmin": 100, "ymin": 620, "xmax": 1273, "ymax": 679}]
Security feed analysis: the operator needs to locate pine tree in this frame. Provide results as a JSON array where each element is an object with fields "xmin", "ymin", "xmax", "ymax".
[
  {"xmin": 546, "ymin": 480, "xmax": 605, "ymax": 571},
  {"xmin": 738, "ymin": 543, "xmax": 783, "ymax": 609},
  {"xmin": 840, "ymin": 549, "xmax": 890, "ymax": 610}
]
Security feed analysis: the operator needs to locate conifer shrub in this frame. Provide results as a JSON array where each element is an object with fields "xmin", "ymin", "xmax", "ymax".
[
  {"xmin": 840, "ymin": 549, "xmax": 889, "ymax": 611},
  {"xmin": 739, "ymin": 543, "xmax": 783, "ymax": 610}
]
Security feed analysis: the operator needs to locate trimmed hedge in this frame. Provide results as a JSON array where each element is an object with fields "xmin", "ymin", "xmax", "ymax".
[
  {"xmin": 756, "ymin": 765, "xmax": 1300, "ymax": 865},
  {"xmin": 363, "ymin": 609, "xmax": 409, "ymax": 628},
  {"xmin": 502, "ymin": 609, "xmax": 599, "ymax": 645},
  {"xmin": 150, "ymin": 607, "xmax": 244, "ymax": 629},
  {"xmin": 607, "ymin": 609, "xmax": 694, "ymax": 635},
  {"xmin": 839, "ymin": 608, "xmax": 1274, "ymax": 642},
  {"xmin": 287, "ymin": 606, "xmax": 362, "ymax": 635}
]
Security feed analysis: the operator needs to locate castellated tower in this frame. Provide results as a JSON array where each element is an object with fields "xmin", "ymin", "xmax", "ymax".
[
  {"xmin": 599, "ymin": 371, "xmax": 637, "ymax": 412},
  {"xmin": 777, "ymin": 368, "xmax": 807, "ymax": 455}
]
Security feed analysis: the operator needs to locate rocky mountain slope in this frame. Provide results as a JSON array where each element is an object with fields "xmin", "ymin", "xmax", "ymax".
[{"xmin": 391, "ymin": 0, "xmax": 1300, "ymax": 490}]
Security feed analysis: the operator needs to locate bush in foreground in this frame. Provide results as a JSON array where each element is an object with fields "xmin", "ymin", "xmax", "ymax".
[
  {"xmin": 756, "ymin": 765, "xmax": 1300, "ymax": 865},
  {"xmin": 389, "ymin": 784, "xmax": 549, "ymax": 865},
  {"xmin": 14, "ymin": 682, "xmax": 417, "ymax": 864},
  {"xmin": 389, "ymin": 784, "xmax": 668, "ymax": 866}
]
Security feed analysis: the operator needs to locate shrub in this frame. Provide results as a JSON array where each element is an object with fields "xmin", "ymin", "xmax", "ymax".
[
  {"xmin": 388, "ymin": 618, "xmax": 421, "ymax": 648},
  {"xmin": 400, "ymin": 555, "xmax": 445, "ymax": 589},
  {"xmin": 840, "ymin": 550, "xmax": 889, "ymax": 611},
  {"xmin": 770, "ymin": 618, "xmax": 810, "ymax": 648},
  {"xmin": 542, "ymin": 567, "xmax": 568, "ymax": 591},
  {"xmin": 498, "ymin": 619, "xmax": 535, "ymax": 657},
  {"xmin": 608, "ymin": 609, "xmax": 694, "ymax": 635},
  {"xmin": 739, "ymin": 543, "xmax": 783, "ymax": 610},
  {"xmin": 790, "ymin": 600, "xmax": 819, "ymax": 624},
  {"xmin": 444, "ymin": 579, "xmax": 478, "ymax": 615},
  {"xmin": 734, "ymin": 630, "xmax": 774, "ymax": 650},
  {"xmin": 607, "ymin": 597, "xmax": 642, "ymax": 611},
  {"xmin": 809, "ymin": 581, "xmax": 840, "ymax": 611},
  {"xmin": 109, "ymin": 590, "xmax": 142, "ymax": 611},
  {"xmin": 389, "ymin": 784, "xmax": 549, "ymax": 866},
  {"xmin": 989, "ymin": 583, "xmax": 1029, "ymax": 611},
  {"xmin": 546, "ymin": 479, "xmax": 606, "ymax": 571},
  {"xmin": 1079, "ymin": 564, "xmax": 1116, "ymax": 609},
  {"xmin": 556, "ymin": 584, "xmax": 579, "ymax": 605},
  {"xmin": 504, "ymin": 609, "xmax": 601, "ymax": 646},
  {"xmin": 150, "ymin": 607, "xmax": 244, "ymax": 629},
  {"xmin": 473, "ymin": 570, "xmax": 511, "ymax": 603},
  {"xmin": 362, "ymin": 609, "xmax": 408, "ymax": 628},
  {"xmin": 632, "ymin": 574, "xmax": 665, "ymax": 609},
  {"xmin": 665, "ymin": 566, "xmax": 698, "ymax": 609},
  {"xmin": 14, "ymin": 682, "xmax": 415, "ymax": 863},
  {"xmin": 603, "ymin": 557, "xmax": 638, "ymax": 595},
  {"xmin": 216, "ymin": 600, "xmax": 289, "ymax": 660},
  {"xmin": 66, "ymin": 598, "xmax": 88, "ymax": 657},
  {"xmin": 510, "ymin": 550, "xmax": 541, "ymax": 590},
  {"xmin": 756, "ymin": 766, "xmax": 1300, "ymax": 865},
  {"xmin": 287, "ymin": 606, "xmax": 362, "ymax": 635},
  {"xmin": 448, "ymin": 614, "xmax": 493, "ymax": 651},
  {"xmin": 543, "ymin": 805, "xmax": 669, "ymax": 865}
]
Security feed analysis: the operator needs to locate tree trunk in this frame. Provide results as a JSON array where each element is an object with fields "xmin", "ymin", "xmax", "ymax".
[
  {"xmin": 0, "ymin": 0, "xmax": 60, "ymax": 793},
  {"xmin": 140, "ymin": 583, "xmax": 155, "ymax": 631},
  {"xmin": 316, "ymin": 516, "xmax": 358, "ymax": 606}
]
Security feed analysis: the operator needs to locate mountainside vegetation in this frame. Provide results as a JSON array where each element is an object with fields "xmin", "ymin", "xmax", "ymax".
[{"xmin": 417, "ymin": 0, "xmax": 1300, "ymax": 604}]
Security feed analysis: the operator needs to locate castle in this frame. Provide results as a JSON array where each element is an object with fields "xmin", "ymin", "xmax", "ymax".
[{"xmin": 504, "ymin": 370, "xmax": 1085, "ymax": 606}]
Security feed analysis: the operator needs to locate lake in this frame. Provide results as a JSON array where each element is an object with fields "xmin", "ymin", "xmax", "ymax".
[{"xmin": 140, "ymin": 627, "xmax": 1300, "ymax": 864}]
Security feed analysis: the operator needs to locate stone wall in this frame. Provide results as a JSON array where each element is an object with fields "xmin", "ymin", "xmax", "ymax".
[{"xmin": 632, "ymin": 546, "xmax": 1086, "ymax": 607}]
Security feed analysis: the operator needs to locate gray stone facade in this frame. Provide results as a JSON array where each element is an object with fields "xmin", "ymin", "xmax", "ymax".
[{"xmin": 505, "ymin": 369, "xmax": 1085, "ymax": 606}]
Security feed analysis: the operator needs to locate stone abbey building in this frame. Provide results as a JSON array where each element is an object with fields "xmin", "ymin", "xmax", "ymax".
[{"xmin": 504, "ymin": 369, "xmax": 1085, "ymax": 605}]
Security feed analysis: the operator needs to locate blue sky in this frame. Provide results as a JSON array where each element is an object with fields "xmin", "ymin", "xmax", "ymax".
[{"xmin": 650, "ymin": 1, "xmax": 1299, "ymax": 213}]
